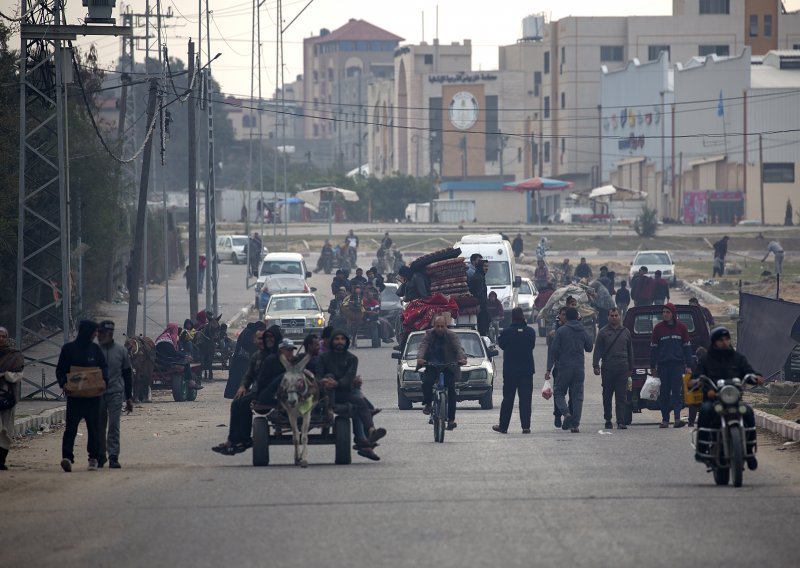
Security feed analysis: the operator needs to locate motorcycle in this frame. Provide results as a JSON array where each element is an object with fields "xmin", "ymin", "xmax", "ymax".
[
  {"xmin": 692, "ymin": 374, "xmax": 758, "ymax": 487},
  {"xmin": 320, "ymin": 249, "xmax": 334, "ymax": 274}
]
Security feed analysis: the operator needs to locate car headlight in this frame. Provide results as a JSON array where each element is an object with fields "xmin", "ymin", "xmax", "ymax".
[
  {"xmin": 465, "ymin": 369, "xmax": 488, "ymax": 381},
  {"xmin": 403, "ymin": 370, "xmax": 421, "ymax": 382},
  {"xmin": 314, "ymin": 317, "xmax": 324, "ymax": 327},
  {"xmin": 719, "ymin": 385, "xmax": 740, "ymax": 405}
]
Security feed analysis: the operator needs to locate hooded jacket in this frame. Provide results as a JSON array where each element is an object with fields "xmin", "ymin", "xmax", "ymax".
[
  {"xmin": 315, "ymin": 330, "xmax": 358, "ymax": 394},
  {"xmin": 650, "ymin": 303, "xmax": 692, "ymax": 368},
  {"xmin": 547, "ymin": 319, "xmax": 593, "ymax": 371},
  {"xmin": 240, "ymin": 324, "xmax": 284, "ymax": 391},
  {"xmin": 498, "ymin": 321, "xmax": 536, "ymax": 377},
  {"xmin": 692, "ymin": 344, "xmax": 757, "ymax": 396},
  {"xmin": 56, "ymin": 320, "xmax": 108, "ymax": 389}
]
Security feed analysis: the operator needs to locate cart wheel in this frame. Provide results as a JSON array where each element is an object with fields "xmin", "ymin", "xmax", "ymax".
[
  {"xmin": 171, "ymin": 374, "xmax": 187, "ymax": 402},
  {"xmin": 252, "ymin": 417, "xmax": 270, "ymax": 467},
  {"xmin": 186, "ymin": 376, "xmax": 199, "ymax": 402},
  {"xmin": 334, "ymin": 416, "xmax": 352, "ymax": 465}
]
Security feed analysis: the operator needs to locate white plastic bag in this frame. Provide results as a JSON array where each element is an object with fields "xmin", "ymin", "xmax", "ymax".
[
  {"xmin": 541, "ymin": 379, "xmax": 553, "ymax": 400},
  {"xmin": 641, "ymin": 375, "xmax": 661, "ymax": 401}
]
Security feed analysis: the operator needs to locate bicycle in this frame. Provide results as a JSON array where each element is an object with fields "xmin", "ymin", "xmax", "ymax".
[
  {"xmin": 419, "ymin": 361, "xmax": 460, "ymax": 443},
  {"xmin": 488, "ymin": 317, "xmax": 501, "ymax": 344}
]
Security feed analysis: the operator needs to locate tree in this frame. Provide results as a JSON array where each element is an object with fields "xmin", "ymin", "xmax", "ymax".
[{"xmin": 633, "ymin": 206, "xmax": 659, "ymax": 237}]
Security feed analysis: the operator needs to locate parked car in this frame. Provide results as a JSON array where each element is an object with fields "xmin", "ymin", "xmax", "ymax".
[
  {"xmin": 623, "ymin": 304, "xmax": 711, "ymax": 424},
  {"xmin": 262, "ymin": 293, "xmax": 326, "ymax": 339},
  {"xmin": 255, "ymin": 252, "xmax": 312, "ymax": 308},
  {"xmin": 391, "ymin": 327, "xmax": 497, "ymax": 410},
  {"xmin": 217, "ymin": 235, "xmax": 249, "ymax": 264},
  {"xmin": 629, "ymin": 250, "xmax": 677, "ymax": 286},
  {"xmin": 517, "ymin": 277, "xmax": 538, "ymax": 323}
]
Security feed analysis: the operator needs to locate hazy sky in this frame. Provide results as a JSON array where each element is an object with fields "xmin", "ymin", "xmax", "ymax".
[{"xmin": 53, "ymin": 0, "xmax": 800, "ymax": 97}]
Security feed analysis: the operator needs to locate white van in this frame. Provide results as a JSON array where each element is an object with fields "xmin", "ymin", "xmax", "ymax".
[{"xmin": 454, "ymin": 234, "xmax": 521, "ymax": 322}]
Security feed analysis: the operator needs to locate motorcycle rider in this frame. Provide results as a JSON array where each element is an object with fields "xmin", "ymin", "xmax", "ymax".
[
  {"xmin": 330, "ymin": 270, "xmax": 351, "ymax": 296},
  {"xmin": 691, "ymin": 327, "xmax": 763, "ymax": 470}
]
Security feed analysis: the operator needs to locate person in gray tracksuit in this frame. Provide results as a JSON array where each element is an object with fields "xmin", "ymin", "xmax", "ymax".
[
  {"xmin": 592, "ymin": 307, "xmax": 633, "ymax": 430},
  {"xmin": 97, "ymin": 321, "xmax": 134, "ymax": 469},
  {"xmin": 545, "ymin": 308, "xmax": 593, "ymax": 432}
]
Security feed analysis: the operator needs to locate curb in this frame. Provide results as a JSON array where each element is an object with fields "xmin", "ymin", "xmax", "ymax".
[
  {"xmin": 226, "ymin": 302, "xmax": 254, "ymax": 329},
  {"xmin": 13, "ymin": 406, "xmax": 66, "ymax": 438},
  {"xmin": 679, "ymin": 279, "xmax": 728, "ymax": 306},
  {"xmin": 754, "ymin": 409, "xmax": 800, "ymax": 441}
]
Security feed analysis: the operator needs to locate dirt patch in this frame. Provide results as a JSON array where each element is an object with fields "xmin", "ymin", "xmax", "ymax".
[{"xmin": 783, "ymin": 406, "xmax": 800, "ymax": 422}]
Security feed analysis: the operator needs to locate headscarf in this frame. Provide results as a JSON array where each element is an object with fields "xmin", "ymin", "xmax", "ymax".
[
  {"xmin": 195, "ymin": 310, "xmax": 209, "ymax": 329},
  {"xmin": 156, "ymin": 323, "xmax": 180, "ymax": 348},
  {"xmin": 0, "ymin": 326, "xmax": 24, "ymax": 375}
]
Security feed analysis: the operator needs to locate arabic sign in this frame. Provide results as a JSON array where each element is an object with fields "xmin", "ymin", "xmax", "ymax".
[
  {"xmin": 618, "ymin": 134, "xmax": 646, "ymax": 151},
  {"xmin": 428, "ymin": 72, "xmax": 498, "ymax": 84}
]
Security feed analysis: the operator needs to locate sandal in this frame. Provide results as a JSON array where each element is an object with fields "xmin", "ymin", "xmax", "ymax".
[
  {"xmin": 357, "ymin": 448, "xmax": 380, "ymax": 461},
  {"xmin": 211, "ymin": 442, "xmax": 232, "ymax": 453}
]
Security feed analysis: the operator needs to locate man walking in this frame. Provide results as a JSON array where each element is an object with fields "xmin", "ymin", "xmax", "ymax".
[
  {"xmin": 493, "ymin": 308, "xmax": 536, "ymax": 434},
  {"xmin": 466, "ymin": 253, "xmax": 482, "ymax": 282},
  {"xmin": 417, "ymin": 315, "xmax": 467, "ymax": 431},
  {"xmin": 96, "ymin": 321, "xmax": 134, "ymax": 469},
  {"xmin": 512, "ymin": 233, "xmax": 524, "ymax": 259},
  {"xmin": 346, "ymin": 229, "xmax": 359, "ymax": 264},
  {"xmin": 592, "ymin": 308, "xmax": 633, "ymax": 430},
  {"xmin": 712, "ymin": 235, "xmax": 729, "ymax": 277},
  {"xmin": 762, "ymin": 239, "xmax": 785, "ymax": 275},
  {"xmin": 650, "ymin": 303, "xmax": 692, "ymax": 428},
  {"xmin": 652, "ymin": 270, "xmax": 670, "ymax": 305},
  {"xmin": 631, "ymin": 266, "xmax": 655, "ymax": 306},
  {"xmin": 469, "ymin": 259, "xmax": 490, "ymax": 336},
  {"xmin": 56, "ymin": 320, "xmax": 108, "ymax": 472},
  {"xmin": 545, "ymin": 308, "xmax": 593, "ymax": 433},
  {"xmin": 249, "ymin": 232, "xmax": 262, "ymax": 277}
]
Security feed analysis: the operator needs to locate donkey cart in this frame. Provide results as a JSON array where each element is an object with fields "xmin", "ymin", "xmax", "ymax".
[
  {"xmin": 152, "ymin": 363, "xmax": 203, "ymax": 403},
  {"xmin": 250, "ymin": 403, "xmax": 353, "ymax": 467}
]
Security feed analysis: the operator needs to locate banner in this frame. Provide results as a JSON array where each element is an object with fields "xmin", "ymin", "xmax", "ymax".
[{"xmin": 737, "ymin": 293, "xmax": 800, "ymax": 379}]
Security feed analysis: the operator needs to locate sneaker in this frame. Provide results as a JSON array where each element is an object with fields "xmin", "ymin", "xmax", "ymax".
[
  {"xmin": 109, "ymin": 457, "xmax": 121, "ymax": 469},
  {"xmin": 97, "ymin": 457, "xmax": 106, "ymax": 469},
  {"xmin": 554, "ymin": 416, "xmax": 563, "ymax": 429},
  {"xmin": 746, "ymin": 456, "xmax": 758, "ymax": 471},
  {"xmin": 368, "ymin": 427, "xmax": 387, "ymax": 444},
  {"xmin": 659, "ymin": 422, "xmax": 669, "ymax": 429},
  {"xmin": 674, "ymin": 419, "xmax": 687, "ymax": 429},
  {"xmin": 60, "ymin": 459, "xmax": 72, "ymax": 472},
  {"xmin": 492, "ymin": 425, "xmax": 507, "ymax": 434},
  {"xmin": 422, "ymin": 403, "xmax": 432, "ymax": 415},
  {"xmin": 522, "ymin": 429, "xmax": 531, "ymax": 434},
  {"xmin": 561, "ymin": 414, "xmax": 573, "ymax": 431},
  {"xmin": 617, "ymin": 423, "xmax": 628, "ymax": 430},
  {"xmin": 570, "ymin": 427, "xmax": 580, "ymax": 433},
  {"xmin": 604, "ymin": 421, "xmax": 613, "ymax": 430},
  {"xmin": 446, "ymin": 421, "xmax": 457, "ymax": 430},
  {"xmin": 88, "ymin": 459, "xmax": 98, "ymax": 471}
]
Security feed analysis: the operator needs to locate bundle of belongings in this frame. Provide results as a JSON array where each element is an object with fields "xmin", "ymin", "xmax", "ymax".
[{"xmin": 402, "ymin": 293, "xmax": 461, "ymax": 332}]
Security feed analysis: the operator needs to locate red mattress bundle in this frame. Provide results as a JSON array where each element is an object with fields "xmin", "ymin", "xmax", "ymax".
[
  {"xmin": 401, "ymin": 293, "xmax": 460, "ymax": 332},
  {"xmin": 425, "ymin": 257, "xmax": 468, "ymax": 296}
]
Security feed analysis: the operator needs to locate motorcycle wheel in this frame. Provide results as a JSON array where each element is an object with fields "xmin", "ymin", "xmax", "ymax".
[
  {"xmin": 713, "ymin": 465, "xmax": 730, "ymax": 486},
  {"xmin": 730, "ymin": 426, "xmax": 744, "ymax": 487}
]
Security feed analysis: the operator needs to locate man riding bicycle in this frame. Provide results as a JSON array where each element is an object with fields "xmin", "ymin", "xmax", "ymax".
[
  {"xmin": 416, "ymin": 315, "xmax": 467, "ymax": 431},
  {"xmin": 486, "ymin": 291, "xmax": 504, "ymax": 340}
]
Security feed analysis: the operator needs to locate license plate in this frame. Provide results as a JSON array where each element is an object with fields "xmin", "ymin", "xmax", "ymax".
[{"xmin": 283, "ymin": 328, "xmax": 303, "ymax": 335}]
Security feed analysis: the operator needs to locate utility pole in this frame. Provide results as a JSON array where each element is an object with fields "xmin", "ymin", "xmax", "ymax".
[
  {"xmin": 127, "ymin": 79, "xmax": 160, "ymax": 338},
  {"xmin": 205, "ymin": 0, "xmax": 219, "ymax": 316},
  {"xmin": 759, "ymin": 134, "xmax": 765, "ymax": 225},
  {"xmin": 460, "ymin": 136, "xmax": 467, "ymax": 179},
  {"xmin": 187, "ymin": 40, "xmax": 199, "ymax": 317}
]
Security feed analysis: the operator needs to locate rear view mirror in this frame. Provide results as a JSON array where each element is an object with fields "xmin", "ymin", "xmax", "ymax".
[
  {"xmin": 488, "ymin": 349, "xmax": 499, "ymax": 358},
  {"xmin": 391, "ymin": 352, "xmax": 401, "ymax": 360},
  {"xmin": 513, "ymin": 276, "xmax": 522, "ymax": 288}
]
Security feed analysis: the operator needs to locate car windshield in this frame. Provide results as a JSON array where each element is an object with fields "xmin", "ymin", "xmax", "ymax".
[
  {"xmin": 260, "ymin": 261, "xmax": 303, "ymax": 276},
  {"xmin": 267, "ymin": 296, "xmax": 319, "ymax": 313},
  {"xmin": 403, "ymin": 331, "xmax": 485, "ymax": 360},
  {"xmin": 486, "ymin": 261, "xmax": 511, "ymax": 286},
  {"xmin": 519, "ymin": 281, "xmax": 532, "ymax": 295},
  {"xmin": 232, "ymin": 237, "xmax": 249, "ymax": 247},
  {"xmin": 631, "ymin": 312, "xmax": 696, "ymax": 335},
  {"xmin": 635, "ymin": 253, "xmax": 671, "ymax": 266},
  {"xmin": 380, "ymin": 286, "xmax": 400, "ymax": 303}
]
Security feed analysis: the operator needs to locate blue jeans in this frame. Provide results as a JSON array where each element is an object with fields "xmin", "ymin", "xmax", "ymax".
[
  {"xmin": 554, "ymin": 367, "xmax": 585, "ymax": 427},
  {"xmin": 657, "ymin": 364, "xmax": 684, "ymax": 422}
]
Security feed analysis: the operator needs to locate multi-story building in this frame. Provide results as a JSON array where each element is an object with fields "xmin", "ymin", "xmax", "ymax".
[{"xmin": 302, "ymin": 18, "xmax": 403, "ymax": 169}]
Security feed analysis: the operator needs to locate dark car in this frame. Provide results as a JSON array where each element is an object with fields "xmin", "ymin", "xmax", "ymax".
[
  {"xmin": 380, "ymin": 283, "xmax": 403, "ymax": 340},
  {"xmin": 622, "ymin": 304, "xmax": 711, "ymax": 424}
]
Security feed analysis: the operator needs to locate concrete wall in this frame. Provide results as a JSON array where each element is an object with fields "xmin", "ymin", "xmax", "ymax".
[{"xmin": 438, "ymin": 190, "xmax": 527, "ymax": 223}]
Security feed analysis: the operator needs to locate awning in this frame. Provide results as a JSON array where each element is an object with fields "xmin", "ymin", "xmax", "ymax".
[
  {"xmin": 688, "ymin": 154, "xmax": 726, "ymax": 168},
  {"xmin": 296, "ymin": 186, "xmax": 359, "ymax": 213},
  {"xmin": 588, "ymin": 184, "xmax": 648, "ymax": 199},
  {"xmin": 614, "ymin": 156, "xmax": 647, "ymax": 167}
]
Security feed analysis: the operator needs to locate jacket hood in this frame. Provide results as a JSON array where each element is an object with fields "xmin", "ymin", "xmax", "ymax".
[
  {"xmin": 330, "ymin": 329, "xmax": 351, "ymax": 351},
  {"xmin": 663, "ymin": 302, "xmax": 677, "ymax": 321},
  {"xmin": 263, "ymin": 324, "xmax": 284, "ymax": 354},
  {"xmin": 76, "ymin": 320, "xmax": 99, "ymax": 344},
  {"xmin": 565, "ymin": 320, "xmax": 584, "ymax": 331}
]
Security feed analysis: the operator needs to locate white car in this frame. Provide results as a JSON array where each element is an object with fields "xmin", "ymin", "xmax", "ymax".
[
  {"xmin": 255, "ymin": 253, "xmax": 312, "ymax": 305},
  {"xmin": 517, "ymin": 277, "xmax": 538, "ymax": 322},
  {"xmin": 216, "ymin": 235, "xmax": 250, "ymax": 264},
  {"xmin": 262, "ymin": 293, "xmax": 326, "ymax": 339},
  {"xmin": 629, "ymin": 250, "xmax": 677, "ymax": 285},
  {"xmin": 390, "ymin": 328, "xmax": 497, "ymax": 410}
]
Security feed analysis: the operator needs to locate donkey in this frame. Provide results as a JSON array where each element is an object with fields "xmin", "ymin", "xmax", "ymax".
[
  {"xmin": 277, "ymin": 353, "xmax": 318, "ymax": 468},
  {"xmin": 124, "ymin": 336, "xmax": 155, "ymax": 402}
]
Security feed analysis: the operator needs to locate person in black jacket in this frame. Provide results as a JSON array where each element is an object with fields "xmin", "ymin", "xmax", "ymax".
[
  {"xmin": 56, "ymin": 320, "xmax": 109, "ymax": 472},
  {"xmin": 691, "ymin": 327, "xmax": 764, "ymax": 469},
  {"xmin": 224, "ymin": 320, "xmax": 266, "ymax": 399},
  {"xmin": 493, "ymin": 308, "xmax": 536, "ymax": 434},
  {"xmin": 470, "ymin": 259, "xmax": 490, "ymax": 336}
]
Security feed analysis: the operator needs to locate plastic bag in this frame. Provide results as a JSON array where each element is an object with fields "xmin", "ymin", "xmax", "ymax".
[
  {"xmin": 541, "ymin": 379, "xmax": 553, "ymax": 400},
  {"xmin": 641, "ymin": 375, "xmax": 661, "ymax": 401}
]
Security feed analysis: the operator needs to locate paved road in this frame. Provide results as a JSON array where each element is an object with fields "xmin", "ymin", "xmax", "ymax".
[{"xmin": 3, "ymin": 262, "xmax": 799, "ymax": 567}]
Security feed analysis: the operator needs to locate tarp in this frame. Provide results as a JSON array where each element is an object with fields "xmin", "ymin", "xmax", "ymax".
[
  {"xmin": 588, "ymin": 184, "xmax": 648, "ymax": 199},
  {"xmin": 737, "ymin": 293, "xmax": 800, "ymax": 379},
  {"xmin": 296, "ymin": 187, "xmax": 359, "ymax": 213},
  {"xmin": 502, "ymin": 177, "xmax": 574, "ymax": 192}
]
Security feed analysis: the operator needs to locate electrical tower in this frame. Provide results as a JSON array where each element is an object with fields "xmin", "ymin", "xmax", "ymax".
[{"xmin": 16, "ymin": 0, "xmax": 130, "ymax": 394}]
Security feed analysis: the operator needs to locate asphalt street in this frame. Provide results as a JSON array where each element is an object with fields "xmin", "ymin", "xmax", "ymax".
[{"xmin": 2, "ymin": 255, "xmax": 800, "ymax": 567}]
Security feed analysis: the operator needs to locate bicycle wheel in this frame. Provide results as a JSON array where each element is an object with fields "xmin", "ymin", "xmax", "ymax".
[{"xmin": 435, "ymin": 390, "xmax": 447, "ymax": 443}]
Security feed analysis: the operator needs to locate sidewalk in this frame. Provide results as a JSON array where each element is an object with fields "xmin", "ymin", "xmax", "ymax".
[{"xmin": 14, "ymin": 262, "xmax": 255, "ymax": 437}]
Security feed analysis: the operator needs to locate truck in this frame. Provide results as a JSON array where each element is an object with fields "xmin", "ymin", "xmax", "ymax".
[{"xmin": 453, "ymin": 234, "xmax": 520, "ymax": 325}]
